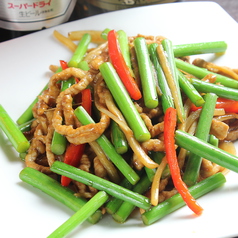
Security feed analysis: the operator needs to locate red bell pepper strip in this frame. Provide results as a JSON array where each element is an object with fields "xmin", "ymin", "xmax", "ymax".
[
  {"xmin": 216, "ymin": 98, "xmax": 238, "ymax": 113},
  {"xmin": 107, "ymin": 30, "xmax": 142, "ymax": 100},
  {"xmin": 61, "ymin": 143, "xmax": 86, "ymax": 187},
  {"xmin": 190, "ymin": 104, "xmax": 202, "ymax": 111},
  {"xmin": 191, "ymin": 97, "xmax": 238, "ymax": 113},
  {"xmin": 164, "ymin": 107, "xmax": 203, "ymax": 215},
  {"xmin": 81, "ymin": 88, "xmax": 92, "ymax": 116},
  {"xmin": 60, "ymin": 60, "xmax": 92, "ymax": 186},
  {"xmin": 60, "ymin": 60, "xmax": 68, "ymax": 70}
]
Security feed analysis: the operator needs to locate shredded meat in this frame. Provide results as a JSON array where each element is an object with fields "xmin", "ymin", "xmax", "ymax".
[
  {"xmin": 226, "ymin": 130, "xmax": 238, "ymax": 141},
  {"xmin": 210, "ymin": 118, "xmax": 229, "ymax": 140},
  {"xmin": 50, "ymin": 68, "xmax": 110, "ymax": 145},
  {"xmin": 135, "ymin": 102, "xmax": 164, "ymax": 137},
  {"xmin": 200, "ymin": 158, "xmax": 224, "ymax": 179},
  {"xmin": 214, "ymin": 114, "xmax": 238, "ymax": 141},
  {"xmin": 74, "ymin": 154, "xmax": 98, "ymax": 199},
  {"xmin": 141, "ymin": 139, "xmax": 164, "ymax": 152},
  {"xmin": 94, "ymin": 156, "xmax": 107, "ymax": 179},
  {"xmin": 159, "ymin": 188, "xmax": 177, "ymax": 203},
  {"xmin": 25, "ymin": 110, "xmax": 57, "ymax": 173},
  {"xmin": 225, "ymin": 119, "xmax": 238, "ymax": 141}
]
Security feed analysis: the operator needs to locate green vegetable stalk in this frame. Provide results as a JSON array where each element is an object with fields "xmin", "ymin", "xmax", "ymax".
[
  {"xmin": 50, "ymin": 161, "xmax": 151, "ymax": 210},
  {"xmin": 178, "ymin": 70, "xmax": 205, "ymax": 107},
  {"xmin": 175, "ymin": 58, "xmax": 238, "ymax": 89},
  {"xmin": 19, "ymin": 167, "xmax": 103, "ymax": 224},
  {"xmin": 105, "ymin": 177, "xmax": 134, "ymax": 214},
  {"xmin": 112, "ymin": 174, "xmax": 151, "ymax": 223},
  {"xmin": 0, "ymin": 104, "xmax": 30, "ymax": 153},
  {"xmin": 173, "ymin": 41, "xmax": 227, "ymax": 57},
  {"xmin": 134, "ymin": 37, "xmax": 159, "ymax": 109},
  {"xmin": 99, "ymin": 62, "xmax": 151, "ymax": 142},
  {"xmin": 149, "ymin": 43, "xmax": 174, "ymax": 113},
  {"xmin": 189, "ymin": 77, "xmax": 238, "ymax": 101},
  {"xmin": 47, "ymin": 191, "xmax": 109, "ymax": 238},
  {"xmin": 111, "ymin": 120, "xmax": 128, "ymax": 154},
  {"xmin": 183, "ymin": 93, "xmax": 218, "ymax": 186},
  {"xmin": 175, "ymin": 130, "xmax": 238, "ymax": 173},
  {"xmin": 68, "ymin": 33, "xmax": 91, "ymax": 68}
]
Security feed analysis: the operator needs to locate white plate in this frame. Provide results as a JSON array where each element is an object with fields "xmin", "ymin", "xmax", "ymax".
[{"xmin": 1, "ymin": 1, "xmax": 238, "ymax": 238}]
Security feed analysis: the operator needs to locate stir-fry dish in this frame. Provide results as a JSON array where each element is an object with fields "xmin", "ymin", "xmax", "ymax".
[{"xmin": 1, "ymin": 29, "xmax": 238, "ymax": 236}]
